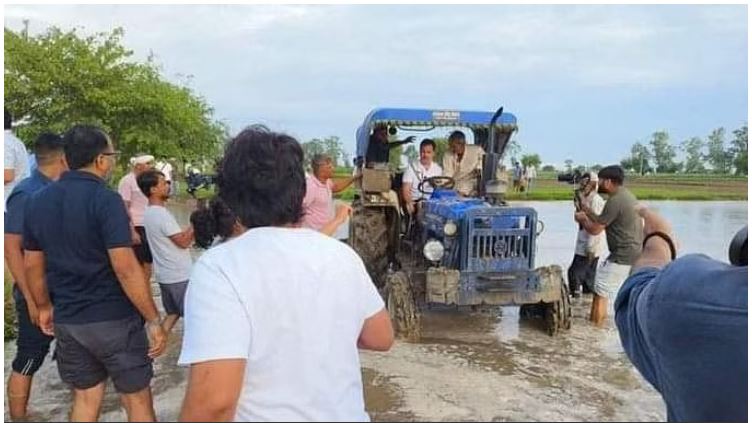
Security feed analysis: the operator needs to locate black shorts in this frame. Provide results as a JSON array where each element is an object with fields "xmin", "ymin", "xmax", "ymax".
[
  {"xmin": 54, "ymin": 314, "xmax": 153, "ymax": 394},
  {"xmin": 159, "ymin": 281, "xmax": 188, "ymax": 317},
  {"xmin": 133, "ymin": 226, "xmax": 153, "ymax": 264},
  {"xmin": 12, "ymin": 285, "xmax": 54, "ymax": 376},
  {"xmin": 567, "ymin": 254, "xmax": 599, "ymax": 293}
]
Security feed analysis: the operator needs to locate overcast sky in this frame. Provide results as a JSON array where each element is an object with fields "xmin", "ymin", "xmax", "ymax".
[{"xmin": 4, "ymin": 4, "xmax": 748, "ymax": 166}]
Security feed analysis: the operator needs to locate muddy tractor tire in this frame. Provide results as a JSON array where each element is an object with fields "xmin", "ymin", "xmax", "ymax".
[
  {"xmin": 350, "ymin": 201, "xmax": 390, "ymax": 288},
  {"xmin": 385, "ymin": 270, "xmax": 421, "ymax": 340},
  {"xmin": 544, "ymin": 271, "xmax": 572, "ymax": 336}
]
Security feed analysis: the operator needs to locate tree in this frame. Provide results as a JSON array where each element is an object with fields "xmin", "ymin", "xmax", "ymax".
[
  {"xmin": 649, "ymin": 131, "xmax": 680, "ymax": 173},
  {"xmin": 621, "ymin": 142, "xmax": 652, "ymax": 175},
  {"xmin": 542, "ymin": 165, "xmax": 556, "ymax": 172},
  {"xmin": 705, "ymin": 127, "xmax": 733, "ymax": 174},
  {"xmin": 681, "ymin": 137, "xmax": 706, "ymax": 173},
  {"xmin": 506, "ymin": 139, "xmax": 522, "ymax": 165},
  {"xmin": 301, "ymin": 138, "xmax": 325, "ymax": 168},
  {"xmin": 564, "ymin": 159, "xmax": 573, "ymax": 173},
  {"xmin": 730, "ymin": 125, "xmax": 748, "ymax": 175},
  {"xmin": 4, "ymin": 26, "xmax": 226, "ymax": 164},
  {"xmin": 520, "ymin": 154, "xmax": 541, "ymax": 169},
  {"xmin": 322, "ymin": 136, "xmax": 344, "ymax": 167}
]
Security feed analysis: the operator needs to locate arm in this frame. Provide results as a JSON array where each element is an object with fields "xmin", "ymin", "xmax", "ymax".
[
  {"xmin": 401, "ymin": 183, "xmax": 414, "ymax": 213},
  {"xmin": 108, "ymin": 248, "xmax": 160, "ymax": 322},
  {"xmin": 575, "ymin": 212, "xmax": 606, "ymax": 235},
  {"xmin": 169, "ymin": 227, "xmax": 195, "ymax": 249},
  {"xmin": 631, "ymin": 206, "xmax": 675, "ymax": 273},
  {"xmin": 4, "ymin": 169, "xmax": 14, "ymax": 184},
  {"xmin": 331, "ymin": 175, "xmax": 358, "ymax": 194},
  {"xmin": 5, "ymin": 234, "xmax": 38, "ymax": 317},
  {"xmin": 180, "ymin": 359, "xmax": 246, "ymax": 422},
  {"xmin": 319, "ymin": 204, "xmax": 351, "ymax": 237},
  {"xmin": 357, "ymin": 308, "xmax": 394, "ymax": 351},
  {"xmin": 387, "ymin": 136, "xmax": 415, "ymax": 149},
  {"xmin": 25, "ymin": 250, "xmax": 53, "ymax": 335}
]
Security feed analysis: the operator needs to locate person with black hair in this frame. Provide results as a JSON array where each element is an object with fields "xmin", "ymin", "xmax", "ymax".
[
  {"xmin": 615, "ymin": 207, "xmax": 747, "ymax": 422},
  {"xmin": 401, "ymin": 138, "xmax": 442, "ymax": 214},
  {"xmin": 4, "ymin": 132, "xmax": 67, "ymax": 421},
  {"xmin": 138, "ymin": 169, "xmax": 194, "ymax": 337},
  {"xmin": 23, "ymin": 125, "xmax": 166, "ymax": 422},
  {"xmin": 179, "ymin": 126, "xmax": 393, "ymax": 422},
  {"xmin": 4, "ymin": 108, "xmax": 30, "ymax": 210},
  {"xmin": 365, "ymin": 124, "xmax": 415, "ymax": 165},
  {"xmin": 442, "ymin": 130, "xmax": 485, "ymax": 196},
  {"xmin": 189, "ymin": 198, "xmax": 243, "ymax": 248},
  {"xmin": 575, "ymin": 164, "xmax": 642, "ymax": 326}
]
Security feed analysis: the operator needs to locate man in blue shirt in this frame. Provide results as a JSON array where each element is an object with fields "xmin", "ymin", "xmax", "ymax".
[
  {"xmin": 24, "ymin": 125, "xmax": 167, "ymax": 422},
  {"xmin": 4, "ymin": 132, "xmax": 67, "ymax": 421},
  {"xmin": 615, "ymin": 206, "xmax": 747, "ymax": 422}
]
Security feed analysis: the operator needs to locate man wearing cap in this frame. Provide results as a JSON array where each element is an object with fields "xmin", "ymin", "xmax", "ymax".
[
  {"xmin": 575, "ymin": 165, "xmax": 642, "ymax": 326},
  {"xmin": 442, "ymin": 130, "xmax": 484, "ymax": 197},
  {"xmin": 568, "ymin": 172, "xmax": 606, "ymax": 298},
  {"xmin": 119, "ymin": 154, "xmax": 155, "ymax": 282}
]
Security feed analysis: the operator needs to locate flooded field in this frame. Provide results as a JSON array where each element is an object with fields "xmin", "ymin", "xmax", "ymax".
[{"xmin": 5, "ymin": 201, "xmax": 746, "ymax": 421}]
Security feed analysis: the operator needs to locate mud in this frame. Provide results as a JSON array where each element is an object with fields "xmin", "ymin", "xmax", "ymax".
[{"xmin": 4, "ymin": 296, "xmax": 664, "ymax": 421}]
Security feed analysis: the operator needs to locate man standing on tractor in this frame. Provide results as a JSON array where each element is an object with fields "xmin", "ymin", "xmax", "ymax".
[
  {"xmin": 401, "ymin": 138, "xmax": 442, "ymax": 215},
  {"xmin": 442, "ymin": 130, "xmax": 484, "ymax": 197},
  {"xmin": 365, "ymin": 124, "xmax": 414, "ymax": 165}
]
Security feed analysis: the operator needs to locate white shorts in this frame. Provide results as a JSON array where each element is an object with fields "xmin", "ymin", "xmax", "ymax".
[{"xmin": 593, "ymin": 260, "xmax": 632, "ymax": 298}]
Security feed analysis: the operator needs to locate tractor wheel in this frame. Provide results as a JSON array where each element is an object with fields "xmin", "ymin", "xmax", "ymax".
[
  {"xmin": 544, "ymin": 269, "xmax": 572, "ymax": 336},
  {"xmin": 350, "ymin": 201, "xmax": 389, "ymax": 288},
  {"xmin": 385, "ymin": 270, "xmax": 421, "ymax": 341}
]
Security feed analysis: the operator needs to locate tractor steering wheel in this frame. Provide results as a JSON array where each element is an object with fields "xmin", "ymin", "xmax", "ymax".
[{"xmin": 418, "ymin": 176, "xmax": 455, "ymax": 194}]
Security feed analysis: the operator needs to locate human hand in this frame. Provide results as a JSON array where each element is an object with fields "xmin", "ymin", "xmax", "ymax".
[
  {"xmin": 146, "ymin": 319, "xmax": 167, "ymax": 359},
  {"xmin": 26, "ymin": 300, "xmax": 40, "ymax": 326},
  {"xmin": 635, "ymin": 204, "xmax": 674, "ymax": 238},
  {"xmin": 38, "ymin": 306, "xmax": 54, "ymax": 336},
  {"xmin": 406, "ymin": 202, "xmax": 415, "ymax": 215},
  {"xmin": 335, "ymin": 204, "xmax": 352, "ymax": 223},
  {"xmin": 574, "ymin": 211, "xmax": 587, "ymax": 223},
  {"xmin": 403, "ymin": 136, "xmax": 416, "ymax": 143},
  {"xmin": 132, "ymin": 229, "xmax": 142, "ymax": 245}
]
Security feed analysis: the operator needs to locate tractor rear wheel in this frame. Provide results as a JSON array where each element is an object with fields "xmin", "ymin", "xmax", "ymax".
[{"xmin": 350, "ymin": 201, "xmax": 389, "ymax": 288}]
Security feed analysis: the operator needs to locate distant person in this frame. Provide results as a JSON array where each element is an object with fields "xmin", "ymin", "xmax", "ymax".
[
  {"xmin": 179, "ymin": 126, "xmax": 394, "ymax": 422},
  {"xmin": 4, "ymin": 109, "xmax": 30, "ymax": 210},
  {"xmin": 24, "ymin": 125, "xmax": 166, "ymax": 421},
  {"xmin": 575, "ymin": 165, "xmax": 642, "ymax": 326},
  {"xmin": 442, "ymin": 130, "xmax": 484, "ymax": 197},
  {"xmin": 512, "ymin": 161, "xmax": 523, "ymax": 192},
  {"xmin": 138, "ymin": 169, "xmax": 194, "ymax": 336},
  {"xmin": 401, "ymin": 138, "xmax": 443, "ymax": 215},
  {"xmin": 155, "ymin": 157, "xmax": 175, "ymax": 196},
  {"xmin": 119, "ymin": 154, "xmax": 155, "ymax": 281},
  {"xmin": 568, "ymin": 172, "xmax": 606, "ymax": 297},
  {"xmin": 616, "ymin": 207, "xmax": 747, "ymax": 422},
  {"xmin": 525, "ymin": 164, "xmax": 537, "ymax": 193},
  {"xmin": 302, "ymin": 154, "xmax": 357, "ymax": 237},
  {"xmin": 365, "ymin": 124, "xmax": 414, "ymax": 165},
  {"xmin": 190, "ymin": 198, "xmax": 244, "ymax": 249},
  {"xmin": 4, "ymin": 133, "xmax": 67, "ymax": 421}
]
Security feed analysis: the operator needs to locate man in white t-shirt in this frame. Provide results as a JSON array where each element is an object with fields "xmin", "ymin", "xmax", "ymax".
[
  {"xmin": 178, "ymin": 126, "xmax": 393, "ymax": 422},
  {"xmin": 568, "ymin": 172, "xmax": 607, "ymax": 297},
  {"xmin": 4, "ymin": 109, "xmax": 30, "ymax": 210},
  {"xmin": 138, "ymin": 169, "xmax": 194, "ymax": 336},
  {"xmin": 401, "ymin": 138, "xmax": 443, "ymax": 215}
]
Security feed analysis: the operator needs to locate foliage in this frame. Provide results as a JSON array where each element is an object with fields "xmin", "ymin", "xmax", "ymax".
[
  {"xmin": 520, "ymin": 153, "xmax": 541, "ymax": 169},
  {"xmin": 649, "ymin": 131, "xmax": 680, "ymax": 173},
  {"xmin": 4, "ymin": 26, "xmax": 226, "ymax": 165},
  {"xmin": 542, "ymin": 164, "xmax": 556, "ymax": 172},
  {"xmin": 301, "ymin": 136, "xmax": 346, "ymax": 169},
  {"xmin": 681, "ymin": 137, "xmax": 706, "ymax": 174},
  {"xmin": 621, "ymin": 142, "xmax": 652, "ymax": 175},
  {"xmin": 705, "ymin": 127, "xmax": 734, "ymax": 174},
  {"xmin": 730, "ymin": 125, "xmax": 748, "ymax": 175}
]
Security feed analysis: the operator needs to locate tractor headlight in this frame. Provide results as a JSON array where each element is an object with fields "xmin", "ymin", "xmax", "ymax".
[
  {"xmin": 423, "ymin": 239, "xmax": 445, "ymax": 262},
  {"xmin": 443, "ymin": 220, "xmax": 458, "ymax": 237}
]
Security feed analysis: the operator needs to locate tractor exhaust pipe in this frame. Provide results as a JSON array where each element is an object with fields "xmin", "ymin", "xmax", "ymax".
[{"xmin": 482, "ymin": 106, "xmax": 507, "ymax": 204}]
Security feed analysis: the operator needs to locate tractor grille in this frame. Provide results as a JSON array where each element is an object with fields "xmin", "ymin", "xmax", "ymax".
[{"xmin": 462, "ymin": 209, "xmax": 537, "ymax": 272}]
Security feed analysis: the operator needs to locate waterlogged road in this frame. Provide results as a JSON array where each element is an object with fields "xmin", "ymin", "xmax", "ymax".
[{"xmin": 6, "ymin": 201, "xmax": 746, "ymax": 421}]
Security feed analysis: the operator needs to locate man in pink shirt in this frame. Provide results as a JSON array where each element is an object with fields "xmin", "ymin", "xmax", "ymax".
[
  {"xmin": 302, "ymin": 154, "xmax": 358, "ymax": 237},
  {"xmin": 118, "ymin": 154, "xmax": 155, "ymax": 281}
]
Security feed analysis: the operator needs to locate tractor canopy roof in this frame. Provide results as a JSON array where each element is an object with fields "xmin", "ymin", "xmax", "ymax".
[{"xmin": 355, "ymin": 107, "xmax": 517, "ymax": 157}]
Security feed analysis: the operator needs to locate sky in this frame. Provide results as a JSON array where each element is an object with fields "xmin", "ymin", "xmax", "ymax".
[{"xmin": 4, "ymin": 4, "xmax": 748, "ymax": 167}]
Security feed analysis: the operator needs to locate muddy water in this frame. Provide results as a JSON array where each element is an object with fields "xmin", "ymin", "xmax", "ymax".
[{"xmin": 5, "ymin": 201, "xmax": 747, "ymax": 421}]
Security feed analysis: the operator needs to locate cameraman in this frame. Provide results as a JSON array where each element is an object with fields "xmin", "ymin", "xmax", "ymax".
[
  {"xmin": 568, "ymin": 172, "xmax": 606, "ymax": 297},
  {"xmin": 615, "ymin": 207, "xmax": 747, "ymax": 422}
]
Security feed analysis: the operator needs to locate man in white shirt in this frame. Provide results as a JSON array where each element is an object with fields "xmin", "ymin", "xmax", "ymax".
[
  {"xmin": 179, "ymin": 126, "xmax": 394, "ymax": 422},
  {"xmin": 442, "ymin": 130, "xmax": 484, "ymax": 197},
  {"xmin": 402, "ymin": 138, "xmax": 443, "ymax": 215},
  {"xmin": 568, "ymin": 172, "xmax": 607, "ymax": 297},
  {"xmin": 525, "ymin": 164, "xmax": 537, "ymax": 193},
  {"xmin": 137, "ymin": 169, "xmax": 194, "ymax": 336},
  {"xmin": 4, "ymin": 109, "xmax": 30, "ymax": 210}
]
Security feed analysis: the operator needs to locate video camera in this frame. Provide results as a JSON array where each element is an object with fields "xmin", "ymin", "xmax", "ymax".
[{"xmin": 186, "ymin": 170, "xmax": 216, "ymax": 198}]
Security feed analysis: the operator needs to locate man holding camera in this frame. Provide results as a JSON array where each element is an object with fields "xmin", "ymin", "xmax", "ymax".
[
  {"xmin": 568, "ymin": 171, "xmax": 606, "ymax": 298},
  {"xmin": 574, "ymin": 165, "xmax": 642, "ymax": 326}
]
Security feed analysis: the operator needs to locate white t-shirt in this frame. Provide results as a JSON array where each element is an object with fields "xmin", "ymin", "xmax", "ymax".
[
  {"xmin": 575, "ymin": 192, "xmax": 607, "ymax": 257},
  {"xmin": 402, "ymin": 160, "xmax": 443, "ymax": 201},
  {"xmin": 155, "ymin": 161, "xmax": 173, "ymax": 182},
  {"xmin": 4, "ymin": 130, "xmax": 30, "ymax": 209},
  {"xmin": 143, "ymin": 205, "xmax": 193, "ymax": 284},
  {"xmin": 178, "ymin": 227, "xmax": 384, "ymax": 422}
]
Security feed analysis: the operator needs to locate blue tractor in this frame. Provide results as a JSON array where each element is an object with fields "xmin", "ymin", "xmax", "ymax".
[{"xmin": 349, "ymin": 107, "xmax": 571, "ymax": 336}]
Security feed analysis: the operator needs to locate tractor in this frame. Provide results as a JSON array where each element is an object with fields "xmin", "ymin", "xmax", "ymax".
[{"xmin": 348, "ymin": 107, "xmax": 571, "ymax": 336}]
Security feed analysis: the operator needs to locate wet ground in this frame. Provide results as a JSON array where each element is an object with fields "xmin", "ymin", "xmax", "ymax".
[{"xmin": 4, "ymin": 296, "xmax": 664, "ymax": 421}]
